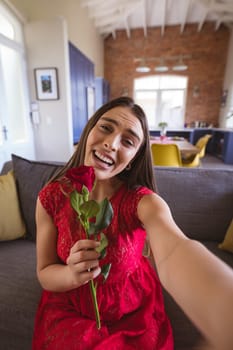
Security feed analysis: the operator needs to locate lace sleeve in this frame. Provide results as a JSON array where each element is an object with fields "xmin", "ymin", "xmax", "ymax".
[
  {"xmin": 38, "ymin": 182, "xmax": 66, "ymax": 218},
  {"xmin": 118, "ymin": 187, "xmax": 154, "ymax": 230}
]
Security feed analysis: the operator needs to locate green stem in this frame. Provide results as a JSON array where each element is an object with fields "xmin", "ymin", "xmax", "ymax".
[
  {"xmin": 89, "ymin": 279, "xmax": 101, "ymax": 329},
  {"xmin": 84, "ymin": 222, "xmax": 101, "ymax": 329}
]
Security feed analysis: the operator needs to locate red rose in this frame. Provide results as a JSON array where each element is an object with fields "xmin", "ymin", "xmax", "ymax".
[{"xmin": 66, "ymin": 166, "xmax": 95, "ymax": 192}]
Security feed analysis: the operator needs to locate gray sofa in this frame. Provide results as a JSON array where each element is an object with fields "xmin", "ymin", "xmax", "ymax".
[{"xmin": 0, "ymin": 154, "xmax": 233, "ymax": 350}]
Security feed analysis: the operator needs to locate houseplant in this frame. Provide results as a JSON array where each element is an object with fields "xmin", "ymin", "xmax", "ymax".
[{"xmin": 158, "ymin": 122, "xmax": 168, "ymax": 139}]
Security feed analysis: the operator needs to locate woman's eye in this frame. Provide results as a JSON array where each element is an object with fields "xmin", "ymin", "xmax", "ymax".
[
  {"xmin": 100, "ymin": 124, "xmax": 111, "ymax": 132},
  {"xmin": 123, "ymin": 139, "xmax": 134, "ymax": 147}
]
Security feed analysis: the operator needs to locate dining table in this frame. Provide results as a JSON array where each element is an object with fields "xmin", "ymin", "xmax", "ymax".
[{"xmin": 150, "ymin": 136, "xmax": 199, "ymax": 159}]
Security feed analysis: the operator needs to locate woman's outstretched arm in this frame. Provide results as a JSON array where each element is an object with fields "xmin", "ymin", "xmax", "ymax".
[{"xmin": 138, "ymin": 193, "xmax": 233, "ymax": 350}]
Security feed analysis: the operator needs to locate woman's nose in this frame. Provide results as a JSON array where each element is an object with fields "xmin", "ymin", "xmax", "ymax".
[{"xmin": 104, "ymin": 135, "xmax": 119, "ymax": 151}]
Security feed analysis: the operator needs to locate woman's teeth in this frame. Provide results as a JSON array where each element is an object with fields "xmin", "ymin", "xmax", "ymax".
[{"xmin": 94, "ymin": 151, "xmax": 114, "ymax": 165}]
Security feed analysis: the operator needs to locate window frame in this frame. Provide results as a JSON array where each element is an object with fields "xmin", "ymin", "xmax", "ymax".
[{"xmin": 134, "ymin": 75, "xmax": 188, "ymax": 130}]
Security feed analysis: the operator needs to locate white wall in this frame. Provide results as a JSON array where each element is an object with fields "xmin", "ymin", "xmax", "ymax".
[
  {"xmin": 25, "ymin": 17, "xmax": 74, "ymax": 162},
  {"xmin": 10, "ymin": 0, "xmax": 104, "ymax": 76},
  {"xmin": 219, "ymin": 28, "xmax": 233, "ymax": 128},
  {"xmin": 6, "ymin": 0, "xmax": 105, "ymax": 162}
]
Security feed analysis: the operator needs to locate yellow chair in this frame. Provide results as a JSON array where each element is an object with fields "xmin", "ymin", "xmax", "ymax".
[
  {"xmin": 182, "ymin": 153, "xmax": 201, "ymax": 167},
  {"xmin": 181, "ymin": 134, "xmax": 212, "ymax": 168},
  {"xmin": 151, "ymin": 143, "xmax": 182, "ymax": 167},
  {"xmin": 195, "ymin": 134, "xmax": 212, "ymax": 158},
  {"xmin": 182, "ymin": 134, "xmax": 212, "ymax": 166}
]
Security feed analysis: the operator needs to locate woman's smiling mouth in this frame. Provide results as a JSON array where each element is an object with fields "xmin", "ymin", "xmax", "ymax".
[{"xmin": 94, "ymin": 151, "xmax": 114, "ymax": 166}]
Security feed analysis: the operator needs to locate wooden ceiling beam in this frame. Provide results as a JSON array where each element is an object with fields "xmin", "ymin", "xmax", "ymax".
[
  {"xmin": 180, "ymin": 0, "xmax": 192, "ymax": 33},
  {"xmin": 124, "ymin": 17, "xmax": 131, "ymax": 38},
  {"xmin": 94, "ymin": 5, "xmax": 137, "ymax": 27},
  {"xmin": 83, "ymin": 0, "xmax": 233, "ymax": 38},
  {"xmin": 211, "ymin": 1, "xmax": 233, "ymax": 14},
  {"xmin": 89, "ymin": 7, "xmax": 119, "ymax": 18},
  {"xmin": 215, "ymin": 13, "xmax": 233, "ymax": 30},
  {"xmin": 161, "ymin": 0, "xmax": 167, "ymax": 36},
  {"xmin": 139, "ymin": 0, "xmax": 147, "ymax": 37},
  {"xmin": 197, "ymin": 0, "xmax": 210, "ymax": 32}
]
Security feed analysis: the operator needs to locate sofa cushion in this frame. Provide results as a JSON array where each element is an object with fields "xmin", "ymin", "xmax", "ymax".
[
  {"xmin": 218, "ymin": 219, "xmax": 233, "ymax": 254},
  {"xmin": 0, "ymin": 160, "xmax": 12, "ymax": 175},
  {"xmin": 11, "ymin": 154, "xmax": 63, "ymax": 241},
  {"xmin": 0, "ymin": 170, "xmax": 26, "ymax": 241},
  {"xmin": 154, "ymin": 167, "xmax": 233, "ymax": 242},
  {"xmin": 0, "ymin": 240, "xmax": 42, "ymax": 350}
]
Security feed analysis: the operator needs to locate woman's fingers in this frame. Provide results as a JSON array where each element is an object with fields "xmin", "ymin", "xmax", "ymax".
[
  {"xmin": 67, "ymin": 245, "xmax": 100, "ymax": 266},
  {"xmin": 68, "ymin": 258, "xmax": 101, "ymax": 286},
  {"xmin": 81, "ymin": 267, "xmax": 101, "ymax": 285},
  {"xmin": 66, "ymin": 239, "xmax": 101, "ymax": 287},
  {"xmin": 70, "ymin": 239, "xmax": 100, "ymax": 253},
  {"xmin": 68, "ymin": 239, "xmax": 100, "ymax": 263},
  {"xmin": 76, "ymin": 257, "xmax": 100, "ymax": 273}
]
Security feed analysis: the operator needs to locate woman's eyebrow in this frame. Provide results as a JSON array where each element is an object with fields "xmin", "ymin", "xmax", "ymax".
[{"xmin": 101, "ymin": 116, "xmax": 141, "ymax": 142}]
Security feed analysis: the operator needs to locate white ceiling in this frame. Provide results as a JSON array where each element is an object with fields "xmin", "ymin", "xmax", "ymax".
[{"xmin": 81, "ymin": 0, "xmax": 233, "ymax": 38}]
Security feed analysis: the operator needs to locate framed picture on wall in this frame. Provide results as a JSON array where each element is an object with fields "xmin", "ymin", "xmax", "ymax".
[{"xmin": 34, "ymin": 67, "xmax": 59, "ymax": 100}]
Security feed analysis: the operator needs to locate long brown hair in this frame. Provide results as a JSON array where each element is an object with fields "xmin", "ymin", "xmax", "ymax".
[{"xmin": 51, "ymin": 96, "xmax": 156, "ymax": 191}]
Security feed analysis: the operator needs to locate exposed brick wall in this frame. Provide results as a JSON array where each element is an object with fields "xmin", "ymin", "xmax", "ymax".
[{"xmin": 104, "ymin": 23, "xmax": 230, "ymax": 127}]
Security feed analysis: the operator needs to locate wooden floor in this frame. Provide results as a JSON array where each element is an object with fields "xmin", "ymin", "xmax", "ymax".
[{"xmin": 200, "ymin": 154, "xmax": 233, "ymax": 169}]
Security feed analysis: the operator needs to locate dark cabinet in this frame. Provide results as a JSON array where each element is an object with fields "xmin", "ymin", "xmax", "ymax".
[
  {"xmin": 209, "ymin": 129, "xmax": 233, "ymax": 164},
  {"xmin": 190, "ymin": 128, "xmax": 212, "ymax": 144},
  {"xmin": 150, "ymin": 130, "xmax": 192, "ymax": 141},
  {"xmin": 69, "ymin": 42, "xmax": 94, "ymax": 144},
  {"xmin": 95, "ymin": 77, "xmax": 110, "ymax": 110}
]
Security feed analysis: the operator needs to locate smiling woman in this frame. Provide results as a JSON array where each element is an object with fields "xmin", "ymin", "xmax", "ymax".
[{"xmin": 32, "ymin": 97, "xmax": 233, "ymax": 350}]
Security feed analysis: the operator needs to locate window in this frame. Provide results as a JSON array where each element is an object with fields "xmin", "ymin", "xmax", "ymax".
[
  {"xmin": 0, "ymin": 11, "xmax": 14, "ymax": 39},
  {"xmin": 0, "ymin": 2, "xmax": 23, "ymax": 42},
  {"xmin": 0, "ymin": 2, "xmax": 34, "ymax": 170},
  {"xmin": 0, "ymin": 2, "xmax": 28, "ymax": 147},
  {"xmin": 134, "ymin": 75, "xmax": 188, "ymax": 129}
]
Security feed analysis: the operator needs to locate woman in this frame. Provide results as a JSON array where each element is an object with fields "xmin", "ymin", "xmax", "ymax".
[{"xmin": 33, "ymin": 96, "xmax": 233, "ymax": 350}]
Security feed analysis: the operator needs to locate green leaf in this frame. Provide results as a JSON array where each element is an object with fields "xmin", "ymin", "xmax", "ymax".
[
  {"xmin": 70, "ymin": 191, "xmax": 84, "ymax": 214},
  {"xmin": 80, "ymin": 200, "xmax": 100, "ymax": 219},
  {"xmin": 101, "ymin": 263, "xmax": 111, "ymax": 281},
  {"xmin": 95, "ymin": 233, "xmax": 108, "ymax": 253},
  {"xmin": 82, "ymin": 185, "xmax": 89, "ymax": 201},
  {"xmin": 99, "ymin": 247, "xmax": 107, "ymax": 259},
  {"xmin": 89, "ymin": 198, "xmax": 113, "ymax": 234}
]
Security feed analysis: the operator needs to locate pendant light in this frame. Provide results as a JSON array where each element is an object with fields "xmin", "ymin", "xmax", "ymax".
[
  {"xmin": 154, "ymin": 58, "xmax": 169, "ymax": 72},
  {"xmin": 136, "ymin": 59, "xmax": 150, "ymax": 73},
  {"xmin": 172, "ymin": 56, "xmax": 188, "ymax": 71}
]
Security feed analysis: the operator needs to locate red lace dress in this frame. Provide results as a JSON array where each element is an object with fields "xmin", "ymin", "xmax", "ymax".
[{"xmin": 32, "ymin": 182, "xmax": 174, "ymax": 350}]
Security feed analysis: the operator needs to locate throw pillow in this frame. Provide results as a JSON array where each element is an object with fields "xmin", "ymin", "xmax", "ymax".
[
  {"xmin": 11, "ymin": 154, "xmax": 63, "ymax": 241},
  {"xmin": 219, "ymin": 219, "xmax": 233, "ymax": 254},
  {"xmin": 0, "ymin": 170, "xmax": 26, "ymax": 241}
]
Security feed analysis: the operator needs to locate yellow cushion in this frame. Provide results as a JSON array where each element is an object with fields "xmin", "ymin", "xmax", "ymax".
[
  {"xmin": 219, "ymin": 219, "xmax": 233, "ymax": 254},
  {"xmin": 0, "ymin": 170, "xmax": 26, "ymax": 241}
]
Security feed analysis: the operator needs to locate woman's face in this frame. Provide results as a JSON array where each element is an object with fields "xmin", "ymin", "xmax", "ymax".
[{"xmin": 84, "ymin": 106, "xmax": 144, "ymax": 180}]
